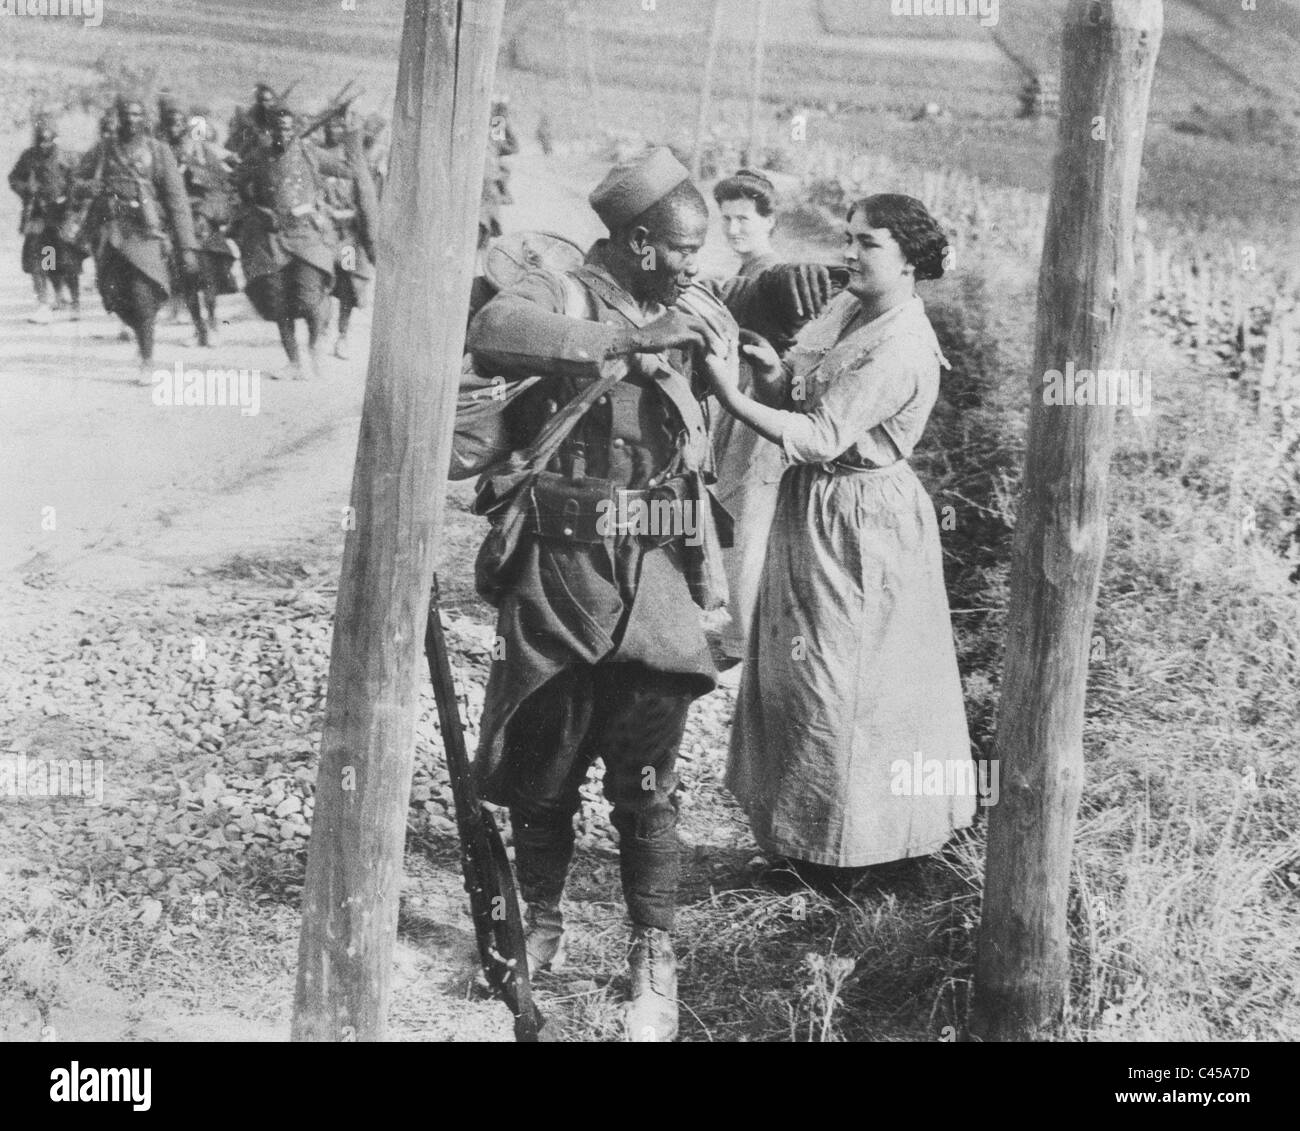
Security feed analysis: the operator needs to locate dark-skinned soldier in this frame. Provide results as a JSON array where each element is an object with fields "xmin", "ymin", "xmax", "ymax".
[
  {"xmin": 227, "ymin": 81, "xmax": 278, "ymax": 159},
  {"xmin": 464, "ymin": 144, "xmax": 837, "ymax": 1042},
  {"xmin": 477, "ymin": 96, "xmax": 519, "ymax": 255},
  {"xmin": 231, "ymin": 104, "xmax": 371, "ymax": 381},
  {"xmin": 8, "ymin": 115, "xmax": 85, "ymax": 323},
  {"xmin": 320, "ymin": 115, "xmax": 377, "ymax": 360},
  {"xmin": 77, "ymin": 95, "xmax": 199, "ymax": 382},
  {"xmin": 160, "ymin": 105, "xmax": 238, "ymax": 347},
  {"xmin": 467, "ymin": 148, "xmax": 720, "ymax": 1043}
]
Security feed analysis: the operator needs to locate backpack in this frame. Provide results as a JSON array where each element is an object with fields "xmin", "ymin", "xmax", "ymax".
[{"xmin": 450, "ymin": 231, "xmax": 587, "ymax": 481}]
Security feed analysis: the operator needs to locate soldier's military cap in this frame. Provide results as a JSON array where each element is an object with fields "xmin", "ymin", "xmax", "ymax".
[{"xmin": 588, "ymin": 146, "xmax": 691, "ymax": 232}]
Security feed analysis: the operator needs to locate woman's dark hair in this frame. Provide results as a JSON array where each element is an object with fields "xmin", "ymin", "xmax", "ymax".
[
  {"xmin": 846, "ymin": 193, "xmax": 948, "ymax": 281},
  {"xmin": 713, "ymin": 168, "xmax": 777, "ymax": 217}
]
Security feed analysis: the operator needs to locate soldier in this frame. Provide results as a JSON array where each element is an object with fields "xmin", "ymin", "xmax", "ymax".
[
  {"xmin": 8, "ymin": 116, "xmax": 85, "ymax": 324},
  {"xmin": 320, "ymin": 115, "xmax": 376, "ymax": 360},
  {"xmin": 477, "ymin": 96, "xmax": 519, "ymax": 254},
  {"xmin": 466, "ymin": 148, "xmax": 740, "ymax": 1043},
  {"xmin": 227, "ymin": 81, "xmax": 278, "ymax": 159},
  {"xmin": 231, "ymin": 104, "xmax": 371, "ymax": 380},
  {"xmin": 77, "ymin": 95, "xmax": 199, "ymax": 382},
  {"xmin": 361, "ymin": 112, "xmax": 389, "ymax": 201},
  {"xmin": 160, "ymin": 104, "xmax": 238, "ymax": 347}
]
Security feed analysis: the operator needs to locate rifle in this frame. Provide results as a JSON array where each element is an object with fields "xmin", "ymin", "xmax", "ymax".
[
  {"xmin": 422, "ymin": 574, "xmax": 545, "ymax": 1042},
  {"xmin": 292, "ymin": 79, "xmax": 364, "ymax": 144},
  {"xmin": 275, "ymin": 77, "xmax": 302, "ymax": 108}
]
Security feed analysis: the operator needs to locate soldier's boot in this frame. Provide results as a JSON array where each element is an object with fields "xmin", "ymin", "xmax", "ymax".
[
  {"xmin": 521, "ymin": 900, "xmax": 566, "ymax": 977},
  {"xmin": 333, "ymin": 333, "xmax": 349, "ymax": 360},
  {"xmin": 302, "ymin": 342, "xmax": 324, "ymax": 381},
  {"xmin": 29, "ymin": 276, "xmax": 53, "ymax": 323},
  {"xmin": 512, "ymin": 810, "xmax": 574, "ymax": 978},
  {"xmin": 624, "ymin": 926, "xmax": 678, "ymax": 1042}
]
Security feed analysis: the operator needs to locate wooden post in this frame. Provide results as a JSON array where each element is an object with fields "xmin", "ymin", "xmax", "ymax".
[
  {"xmin": 745, "ymin": 0, "xmax": 769, "ymax": 166},
  {"xmin": 971, "ymin": 0, "xmax": 1162, "ymax": 1042},
  {"xmin": 691, "ymin": 0, "xmax": 727, "ymax": 180},
  {"xmin": 291, "ymin": 0, "xmax": 506, "ymax": 1042}
]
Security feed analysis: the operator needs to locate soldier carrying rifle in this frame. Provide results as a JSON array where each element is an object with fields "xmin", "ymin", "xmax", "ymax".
[
  {"xmin": 76, "ymin": 94, "xmax": 200, "ymax": 382},
  {"xmin": 159, "ymin": 100, "xmax": 239, "ymax": 348},
  {"xmin": 230, "ymin": 96, "xmax": 374, "ymax": 381},
  {"xmin": 7, "ymin": 115, "xmax": 87, "ymax": 324}
]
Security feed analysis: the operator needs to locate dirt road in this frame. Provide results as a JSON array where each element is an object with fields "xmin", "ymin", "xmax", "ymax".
[{"xmin": 0, "ymin": 144, "xmax": 745, "ymax": 588}]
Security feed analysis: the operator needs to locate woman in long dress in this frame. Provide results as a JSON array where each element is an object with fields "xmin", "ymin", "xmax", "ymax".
[{"xmin": 703, "ymin": 194, "xmax": 975, "ymax": 883}]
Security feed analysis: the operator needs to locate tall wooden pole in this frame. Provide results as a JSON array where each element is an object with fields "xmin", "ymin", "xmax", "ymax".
[
  {"xmin": 745, "ymin": 0, "xmax": 769, "ymax": 166},
  {"xmin": 971, "ymin": 0, "xmax": 1162, "ymax": 1042},
  {"xmin": 291, "ymin": 0, "xmax": 506, "ymax": 1042},
  {"xmin": 690, "ymin": 0, "xmax": 727, "ymax": 180}
]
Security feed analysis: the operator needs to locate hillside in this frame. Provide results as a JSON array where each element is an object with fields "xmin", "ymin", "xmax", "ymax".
[{"xmin": 3, "ymin": 0, "xmax": 1297, "ymax": 232}]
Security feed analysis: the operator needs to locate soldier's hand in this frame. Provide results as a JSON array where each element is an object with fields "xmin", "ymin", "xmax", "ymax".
[
  {"xmin": 763, "ymin": 263, "xmax": 833, "ymax": 321},
  {"xmin": 622, "ymin": 310, "xmax": 710, "ymax": 355},
  {"xmin": 180, "ymin": 249, "xmax": 200, "ymax": 279}
]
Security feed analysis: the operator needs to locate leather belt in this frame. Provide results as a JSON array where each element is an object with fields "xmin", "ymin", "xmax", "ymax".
[{"xmin": 529, "ymin": 474, "xmax": 691, "ymax": 547}]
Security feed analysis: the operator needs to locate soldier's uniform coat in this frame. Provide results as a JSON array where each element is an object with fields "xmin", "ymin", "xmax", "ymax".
[
  {"xmin": 466, "ymin": 242, "xmax": 722, "ymax": 801},
  {"xmin": 8, "ymin": 143, "xmax": 84, "ymax": 277},
  {"xmin": 78, "ymin": 135, "xmax": 198, "ymax": 298},
  {"xmin": 232, "ymin": 139, "xmax": 355, "ymax": 285},
  {"xmin": 319, "ymin": 144, "xmax": 376, "ymax": 297},
  {"xmin": 167, "ymin": 135, "xmax": 238, "ymax": 292}
]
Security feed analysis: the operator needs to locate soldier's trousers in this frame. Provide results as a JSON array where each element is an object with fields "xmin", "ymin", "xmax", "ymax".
[
  {"xmin": 499, "ymin": 662, "xmax": 697, "ymax": 932},
  {"xmin": 245, "ymin": 260, "xmax": 330, "ymax": 323}
]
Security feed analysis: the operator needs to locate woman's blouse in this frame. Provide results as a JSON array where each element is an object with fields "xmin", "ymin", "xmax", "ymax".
[{"xmin": 776, "ymin": 293, "xmax": 948, "ymax": 468}]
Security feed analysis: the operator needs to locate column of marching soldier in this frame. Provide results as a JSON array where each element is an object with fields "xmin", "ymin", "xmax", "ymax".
[{"xmin": 7, "ymin": 83, "xmax": 516, "ymax": 382}]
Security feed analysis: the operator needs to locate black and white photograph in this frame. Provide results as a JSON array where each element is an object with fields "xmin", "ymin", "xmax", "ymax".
[{"xmin": 0, "ymin": 0, "xmax": 1297, "ymax": 1078}]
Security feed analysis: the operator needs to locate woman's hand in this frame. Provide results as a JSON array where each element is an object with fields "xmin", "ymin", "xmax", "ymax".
[
  {"xmin": 702, "ymin": 332, "xmax": 791, "ymax": 447},
  {"xmin": 703, "ymin": 337, "xmax": 742, "ymax": 403},
  {"xmin": 739, "ymin": 329, "xmax": 785, "ymax": 405}
]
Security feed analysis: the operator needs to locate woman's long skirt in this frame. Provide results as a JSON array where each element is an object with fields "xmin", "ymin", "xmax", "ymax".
[{"xmin": 725, "ymin": 460, "xmax": 977, "ymax": 867}]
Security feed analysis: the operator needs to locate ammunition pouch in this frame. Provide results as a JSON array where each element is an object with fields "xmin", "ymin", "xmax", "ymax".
[{"xmin": 529, "ymin": 471, "xmax": 613, "ymax": 544}]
